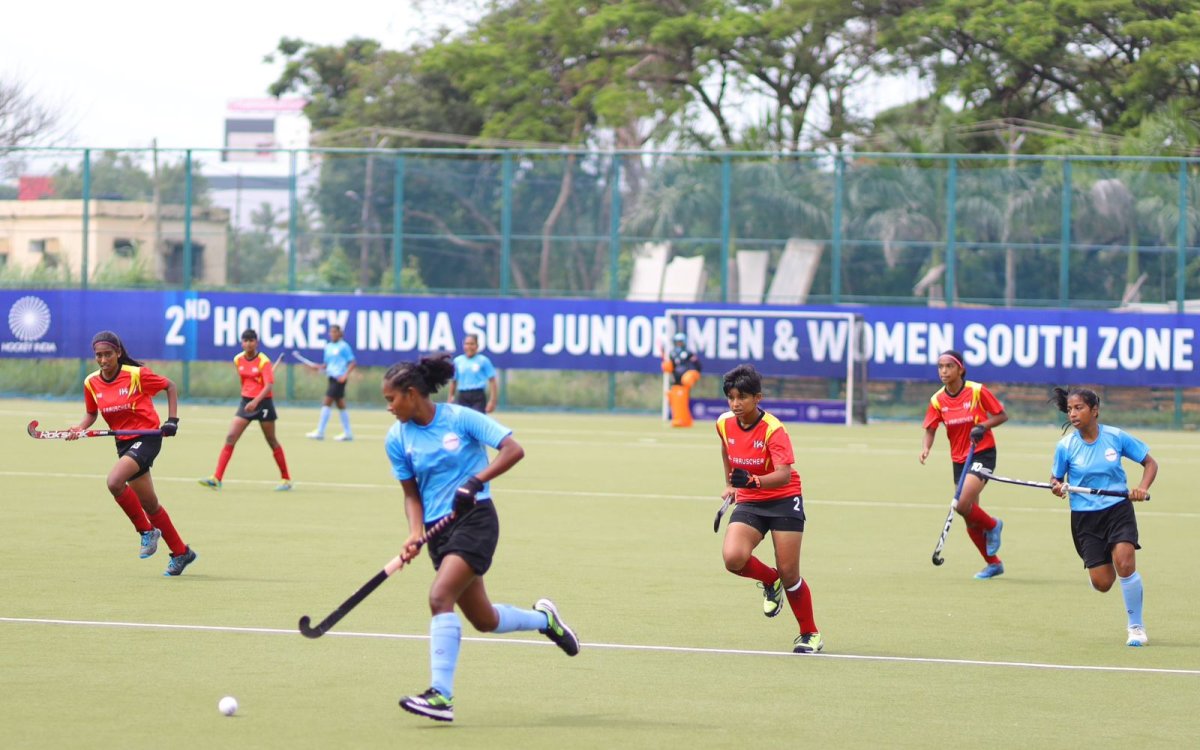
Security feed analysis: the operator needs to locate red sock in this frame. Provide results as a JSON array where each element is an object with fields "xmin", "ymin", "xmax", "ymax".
[
  {"xmin": 966, "ymin": 504, "xmax": 997, "ymax": 531},
  {"xmin": 272, "ymin": 445, "xmax": 290, "ymax": 480},
  {"xmin": 148, "ymin": 506, "xmax": 187, "ymax": 556},
  {"xmin": 966, "ymin": 525, "xmax": 1001, "ymax": 564},
  {"xmin": 114, "ymin": 486, "xmax": 152, "ymax": 532},
  {"xmin": 785, "ymin": 578, "xmax": 818, "ymax": 633},
  {"xmin": 214, "ymin": 444, "xmax": 234, "ymax": 481},
  {"xmin": 733, "ymin": 556, "xmax": 778, "ymax": 586}
]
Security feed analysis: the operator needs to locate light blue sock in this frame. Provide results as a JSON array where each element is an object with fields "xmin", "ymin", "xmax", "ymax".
[
  {"xmin": 339, "ymin": 408, "xmax": 352, "ymax": 435},
  {"xmin": 430, "ymin": 612, "xmax": 461, "ymax": 697},
  {"xmin": 316, "ymin": 406, "xmax": 331, "ymax": 435},
  {"xmin": 1119, "ymin": 572, "xmax": 1144, "ymax": 627},
  {"xmin": 492, "ymin": 604, "xmax": 549, "ymax": 633}
]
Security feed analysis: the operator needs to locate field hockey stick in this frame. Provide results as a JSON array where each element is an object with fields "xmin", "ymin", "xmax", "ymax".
[
  {"xmin": 981, "ymin": 471, "xmax": 1149, "ymax": 501},
  {"xmin": 298, "ymin": 512, "xmax": 457, "ymax": 639},
  {"xmin": 291, "ymin": 350, "xmax": 321, "ymax": 368},
  {"xmin": 26, "ymin": 420, "xmax": 162, "ymax": 440},
  {"xmin": 932, "ymin": 441, "xmax": 976, "ymax": 566},
  {"xmin": 713, "ymin": 492, "xmax": 734, "ymax": 533}
]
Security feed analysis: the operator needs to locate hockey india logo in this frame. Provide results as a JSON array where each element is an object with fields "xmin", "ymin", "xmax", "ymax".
[{"xmin": 8, "ymin": 296, "xmax": 52, "ymax": 341}]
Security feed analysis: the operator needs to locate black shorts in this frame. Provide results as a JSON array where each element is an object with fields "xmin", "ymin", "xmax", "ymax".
[
  {"xmin": 325, "ymin": 377, "xmax": 347, "ymax": 400},
  {"xmin": 952, "ymin": 447, "xmax": 997, "ymax": 485},
  {"xmin": 236, "ymin": 396, "xmax": 278, "ymax": 422},
  {"xmin": 729, "ymin": 495, "xmax": 806, "ymax": 534},
  {"xmin": 116, "ymin": 436, "xmax": 163, "ymax": 480},
  {"xmin": 1071, "ymin": 499, "xmax": 1141, "ymax": 569},
  {"xmin": 455, "ymin": 389, "xmax": 487, "ymax": 413},
  {"xmin": 427, "ymin": 501, "xmax": 499, "ymax": 575}
]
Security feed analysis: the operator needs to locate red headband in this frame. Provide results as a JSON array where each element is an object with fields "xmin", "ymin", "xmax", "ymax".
[{"xmin": 941, "ymin": 354, "xmax": 964, "ymax": 370}]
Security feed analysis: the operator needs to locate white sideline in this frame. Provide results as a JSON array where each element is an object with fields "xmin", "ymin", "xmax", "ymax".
[{"xmin": 2, "ymin": 616, "xmax": 1197, "ymax": 677}]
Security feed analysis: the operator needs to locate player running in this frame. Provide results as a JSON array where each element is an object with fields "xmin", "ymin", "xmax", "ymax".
[
  {"xmin": 920, "ymin": 349, "xmax": 1009, "ymax": 579},
  {"xmin": 383, "ymin": 353, "xmax": 579, "ymax": 723},
  {"xmin": 67, "ymin": 330, "xmax": 197, "ymax": 576},
  {"xmin": 1049, "ymin": 387, "xmax": 1158, "ymax": 647},
  {"xmin": 199, "ymin": 328, "xmax": 292, "ymax": 491},
  {"xmin": 716, "ymin": 363, "xmax": 822, "ymax": 654}
]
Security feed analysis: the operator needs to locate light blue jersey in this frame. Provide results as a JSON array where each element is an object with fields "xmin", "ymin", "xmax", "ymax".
[
  {"xmin": 385, "ymin": 403, "xmax": 512, "ymax": 523},
  {"xmin": 323, "ymin": 340, "xmax": 355, "ymax": 378},
  {"xmin": 1051, "ymin": 424, "xmax": 1149, "ymax": 512},
  {"xmin": 453, "ymin": 353, "xmax": 496, "ymax": 390}
]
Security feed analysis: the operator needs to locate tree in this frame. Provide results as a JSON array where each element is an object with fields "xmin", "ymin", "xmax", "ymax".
[
  {"xmin": 51, "ymin": 150, "xmax": 210, "ymax": 206},
  {"xmin": 878, "ymin": 1, "xmax": 1200, "ymax": 140},
  {"xmin": 267, "ymin": 37, "xmax": 489, "ymax": 290},
  {"xmin": 0, "ymin": 74, "xmax": 63, "ymax": 149},
  {"xmin": 424, "ymin": 0, "xmax": 680, "ymax": 291},
  {"xmin": 228, "ymin": 203, "xmax": 286, "ymax": 286}
]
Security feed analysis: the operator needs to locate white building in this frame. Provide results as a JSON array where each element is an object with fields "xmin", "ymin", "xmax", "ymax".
[{"xmin": 205, "ymin": 98, "xmax": 311, "ymax": 231}]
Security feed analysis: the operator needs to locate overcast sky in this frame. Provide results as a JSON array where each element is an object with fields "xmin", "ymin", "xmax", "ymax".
[
  {"xmin": 2, "ymin": 1, "xmax": 468, "ymax": 150},
  {"xmin": 4, "ymin": 3, "xmax": 921, "ymax": 155}
]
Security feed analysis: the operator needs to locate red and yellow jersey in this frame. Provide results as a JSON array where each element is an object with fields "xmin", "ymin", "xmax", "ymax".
[
  {"xmin": 923, "ymin": 380, "xmax": 1004, "ymax": 462},
  {"xmin": 716, "ymin": 409, "xmax": 803, "ymax": 502},
  {"xmin": 83, "ymin": 365, "xmax": 171, "ymax": 438},
  {"xmin": 235, "ymin": 352, "xmax": 274, "ymax": 398}
]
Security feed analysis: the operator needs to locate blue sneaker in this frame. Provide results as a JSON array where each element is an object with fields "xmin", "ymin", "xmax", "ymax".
[
  {"xmin": 974, "ymin": 562, "xmax": 1004, "ymax": 579},
  {"xmin": 164, "ymin": 547, "xmax": 197, "ymax": 577},
  {"xmin": 985, "ymin": 519, "xmax": 1004, "ymax": 556},
  {"xmin": 198, "ymin": 477, "xmax": 221, "ymax": 490},
  {"xmin": 139, "ymin": 528, "xmax": 161, "ymax": 558},
  {"xmin": 275, "ymin": 480, "xmax": 293, "ymax": 492}
]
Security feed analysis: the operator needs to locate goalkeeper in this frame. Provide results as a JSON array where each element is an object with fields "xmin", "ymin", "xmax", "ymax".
[{"xmin": 662, "ymin": 332, "xmax": 702, "ymax": 427}]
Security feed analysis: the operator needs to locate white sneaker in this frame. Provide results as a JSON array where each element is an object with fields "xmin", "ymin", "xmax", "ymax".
[
  {"xmin": 306, "ymin": 431, "xmax": 324, "ymax": 440},
  {"xmin": 1126, "ymin": 625, "xmax": 1148, "ymax": 647},
  {"xmin": 333, "ymin": 433, "xmax": 353, "ymax": 442}
]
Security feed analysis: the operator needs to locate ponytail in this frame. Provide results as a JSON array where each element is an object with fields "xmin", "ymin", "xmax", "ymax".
[
  {"xmin": 384, "ymin": 353, "xmax": 456, "ymax": 396},
  {"xmin": 1049, "ymin": 386, "xmax": 1100, "ymax": 433}
]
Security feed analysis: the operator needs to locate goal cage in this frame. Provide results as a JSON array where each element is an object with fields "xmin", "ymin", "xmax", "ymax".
[{"xmin": 662, "ymin": 308, "xmax": 868, "ymax": 426}]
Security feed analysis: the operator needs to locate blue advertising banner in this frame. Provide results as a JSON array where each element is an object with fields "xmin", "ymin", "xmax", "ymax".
[
  {"xmin": 689, "ymin": 398, "xmax": 846, "ymax": 425},
  {"xmin": 2, "ymin": 289, "xmax": 1197, "ymax": 387}
]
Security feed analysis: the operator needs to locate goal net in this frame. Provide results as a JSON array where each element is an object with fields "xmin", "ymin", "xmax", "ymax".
[{"xmin": 662, "ymin": 308, "xmax": 868, "ymax": 426}]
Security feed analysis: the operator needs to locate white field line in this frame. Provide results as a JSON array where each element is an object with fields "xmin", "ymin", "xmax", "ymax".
[
  {"xmin": 2, "ymin": 469, "xmax": 1198, "ymax": 519},
  {"xmin": 1, "ymin": 616, "xmax": 1197, "ymax": 677}
]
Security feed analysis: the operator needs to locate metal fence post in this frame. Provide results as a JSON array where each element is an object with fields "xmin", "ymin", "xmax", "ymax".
[
  {"xmin": 182, "ymin": 150, "xmax": 193, "ymax": 397},
  {"xmin": 1176, "ymin": 161, "xmax": 1188, "ymax": 311},
  {"xmin": 392, "ymin": 155, "xmax": 405, "ymax": 293},
  {"xmin": 80, "ymin": 149, "xmax": 90, "ymax": 291},
  {"xmin": 944, "ymin": 158, "xmax": 957, "ymax": 306},
  {"xmin": 609, "ymin": 153, "xmax": 622, "ymax": 298},
  {"xmin": 719, "ymin": 154, "xmax": 731, "ymax": 302},
  {"xmin": 501, "ymin": 153, "xmax": 513, "ymax": 294},
  {"xmin": 1060, "ymin": 159, "xmax": 1072, "ymax": 305},
  {"xmin": 288, "ymin": 151, "xmax": 298, "ymax": 293},
  {"xmin": 183, "ymin": 150, "xmax": 193, "ymax": 289},
  {"xmin": 831, "ymin": 155, "xmax": 844, "ymax": 303},
  {"xmin": 1175, "ymin": 161, "xmax": 1189, "ymax": 428}
]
